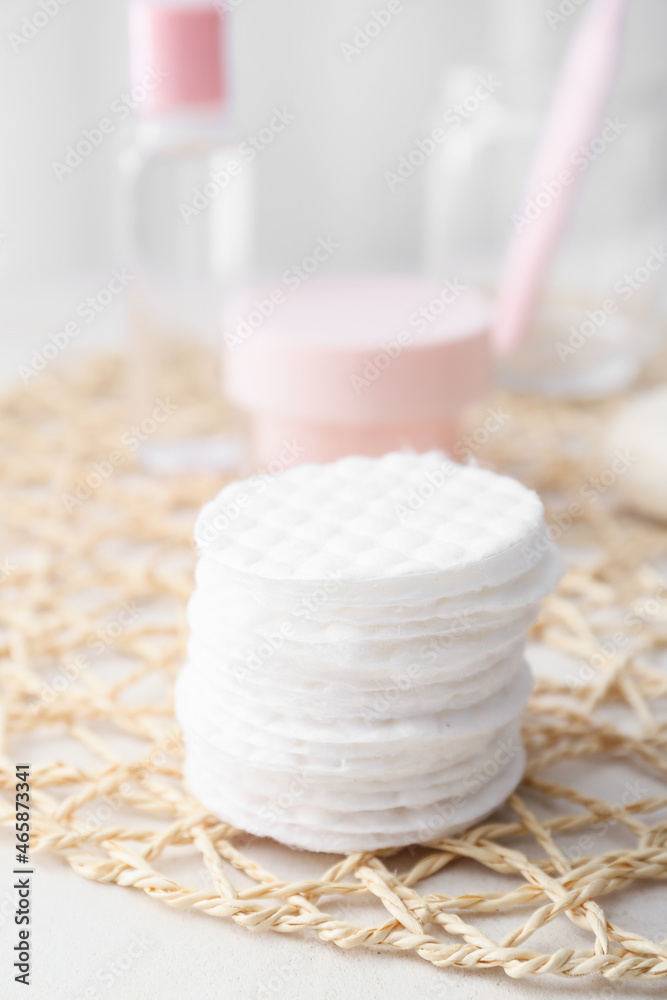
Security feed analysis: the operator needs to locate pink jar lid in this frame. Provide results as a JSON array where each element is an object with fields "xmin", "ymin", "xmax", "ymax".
[
  {"xmin": 224, "ymin": 275, "xmax": 492, "ymax": 425},
  {"xmin": 129, "ymin": 2, "xmax": 226, "ymax": 114}
]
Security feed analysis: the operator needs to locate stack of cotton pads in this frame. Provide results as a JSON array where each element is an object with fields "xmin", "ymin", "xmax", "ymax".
[{"xmin": 176, "ymin": 451, "xmax": 562, "ymax": 853}]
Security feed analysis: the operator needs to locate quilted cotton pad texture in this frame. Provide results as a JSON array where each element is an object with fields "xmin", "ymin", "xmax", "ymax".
[
  {"xmin": 177, "ymin": 451, "xmax": 562, "ymax": 851},
  {"xmin": 194, "ymin": 452, "xmax": 550, "ymax": 593}
]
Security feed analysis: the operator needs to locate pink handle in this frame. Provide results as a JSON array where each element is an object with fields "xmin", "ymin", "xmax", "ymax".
[{"xmin": 493, "ymin": 0, "xmax": 629, "ymax": 354}]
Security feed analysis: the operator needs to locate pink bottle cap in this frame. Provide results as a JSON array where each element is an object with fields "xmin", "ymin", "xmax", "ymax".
[
  {"xmin": 129, "ymin": 2, "xmax": 226, "ymax": 115},
  {"xmin": 224, "ymin": 275, "xmax": 492, "ymax": 465}
]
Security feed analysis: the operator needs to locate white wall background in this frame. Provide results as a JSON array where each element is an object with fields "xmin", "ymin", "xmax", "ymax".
[{"xmin": 0, "ymin": 0, "xmax": 665, "ymax": 378}]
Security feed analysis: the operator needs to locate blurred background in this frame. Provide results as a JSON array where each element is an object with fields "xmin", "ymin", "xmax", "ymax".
[{"xmin": 0, "ymin": 0, "xmax": 665, "ymax": 403}]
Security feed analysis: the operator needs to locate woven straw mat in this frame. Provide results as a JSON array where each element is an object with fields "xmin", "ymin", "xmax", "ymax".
[{"xmin": 1, "ymin": 348, "xmax": 666, "ymax": 982}]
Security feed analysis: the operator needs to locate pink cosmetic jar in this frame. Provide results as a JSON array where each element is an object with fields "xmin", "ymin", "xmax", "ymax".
[{"xmin": 223, "ymin": 275, "xmax": 492, "ymax": 466}]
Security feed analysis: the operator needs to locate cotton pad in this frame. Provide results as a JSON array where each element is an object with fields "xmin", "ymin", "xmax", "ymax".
[
  {"xmin": 176, "ymin": 659, "xmax": 532, "ymax": 744},
  {"xmin": 184, "ymin": 740, "xmax": 521, "ymax": 814},
  {"xmin": 181, "ymin": 719, "xmax": 522, "ymax": 793},
  {"xmin": 188, "ymin": 609, "xmax": 536, "ymax": 688},
  {"xmin": 194, "ymin": 453, "xmax": 550, "ymax": 594},
  {"xmin": 192, "ymin": 543, "xmax": 562, "ymax": 619},
  {"xmin": 176, "ymin": 451, "xmax": 562, "ymax": 851},
  {"xmin": 186, "ymin": 589, "xmax": 541, "ymax": 647},
  {"xmin": 184, "ymin": 642, "xmax": 525, "ymax": 722},
  {"xmin": 182, "ymin": 747, "xmax": 527, "ymax": 852},
  {"xmin": 179, "ymin": 643, "xmax": 526, "ymax": 723}
]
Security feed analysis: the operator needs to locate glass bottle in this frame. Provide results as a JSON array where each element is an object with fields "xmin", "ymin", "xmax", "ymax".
[
  {"xmin": 424, "ymin": 7, "xmax": 667, "ymax": 399},
  {"xmin": 121, "ymin": 0, "xmax": 253, "ymax": 472}
]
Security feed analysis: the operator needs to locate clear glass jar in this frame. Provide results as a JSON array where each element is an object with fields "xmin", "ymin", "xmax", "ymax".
[{"xmin": 423, "ymin": 25, "xmax": 667, "ymax": 399}]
